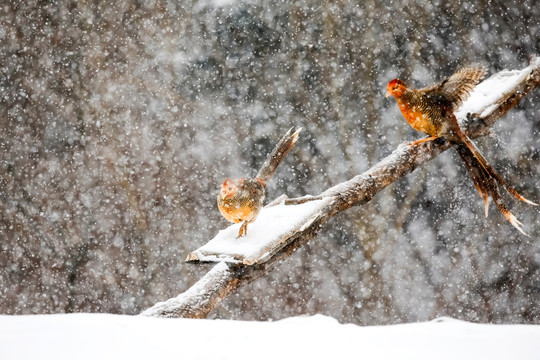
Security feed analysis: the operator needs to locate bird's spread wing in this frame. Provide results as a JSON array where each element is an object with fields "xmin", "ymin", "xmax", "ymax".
[{"xmin": 421, "ymin": 67, "xmax": 487, "ymax": 110}]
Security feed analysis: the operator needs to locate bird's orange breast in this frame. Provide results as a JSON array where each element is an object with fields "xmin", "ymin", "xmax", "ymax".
[
  {"xmin": 397, "ymin": 100, "xmax": 439, "ymax": 137},
  {"xmin": 218, "ymin": 202, "xmax": 258, "ymax": 223}
]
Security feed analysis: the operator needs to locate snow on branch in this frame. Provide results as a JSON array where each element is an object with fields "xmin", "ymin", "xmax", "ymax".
[
  {"xmin": 186, "ymin": 197, "xmax": 334, "ymax": 265},
  {"xmin": 142, "ymin": 56, "xmax": 540, "ymax": 319}
]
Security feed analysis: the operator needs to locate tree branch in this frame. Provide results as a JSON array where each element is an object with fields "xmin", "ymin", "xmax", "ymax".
[{"xmin": 141, "ymin": 57, "xmax": 540, "ymax": 319}]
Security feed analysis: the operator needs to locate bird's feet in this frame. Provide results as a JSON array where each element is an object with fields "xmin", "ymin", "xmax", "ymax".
[
  {"xmin": 236, "ymin": 221, "xmax": 248, "ymax": 238},
  {"xmin": 407, "ymin": 136, "xmax": 439, "ymax": 149}
]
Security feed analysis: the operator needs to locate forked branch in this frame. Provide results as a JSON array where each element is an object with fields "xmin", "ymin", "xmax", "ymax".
[{"xmin": 142, "ymin": 57, "xmax": 540, "ymax": 319}]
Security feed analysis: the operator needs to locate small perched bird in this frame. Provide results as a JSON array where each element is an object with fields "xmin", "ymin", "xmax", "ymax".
[
  {"xmin": 217, "ymin": 128, "xmax": 301, "ymax": 238},
  {"xmin": 386, "ymin": 67, "xmax": 536, "ymax": 234}
]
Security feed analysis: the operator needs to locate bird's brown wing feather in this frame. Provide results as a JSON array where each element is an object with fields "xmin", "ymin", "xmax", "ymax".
[{"xmin": 421, "ymin": 67, "xmax": 487, "ymax": 110}]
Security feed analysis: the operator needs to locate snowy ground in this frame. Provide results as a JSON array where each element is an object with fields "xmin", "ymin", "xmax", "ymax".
[{"xmin": 1, "ymin": 314, "xmax": 539, "ymax": 359}]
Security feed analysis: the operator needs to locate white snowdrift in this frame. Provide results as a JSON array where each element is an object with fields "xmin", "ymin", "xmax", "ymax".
[{"xmin": 1, "ymin": 313, "xmax": 539, "ymax": 360}]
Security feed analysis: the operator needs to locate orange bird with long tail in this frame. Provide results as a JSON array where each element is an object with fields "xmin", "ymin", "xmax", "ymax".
[
  {"xmin": 386, "ymin": 67, "xmax": 536, "ymax": 235},
  {"xmin": 217, "ymin": 128, "xmax": 301, "ymax": 238}
]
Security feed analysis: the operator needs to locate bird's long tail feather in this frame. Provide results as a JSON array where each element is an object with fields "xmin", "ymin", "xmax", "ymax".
[
  {"xmin": 256, "ymin": 127, "xmax": 301, "ymax": 185},
  {"xmin": 455, "ymin": 140, "xmax": 536, "ymax": 236}
]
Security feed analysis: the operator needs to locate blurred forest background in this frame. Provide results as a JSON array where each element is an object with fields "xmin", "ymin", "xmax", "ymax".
[{"xmin": 1, "ymin": 0, "xmax": 539, "ymax": 325}]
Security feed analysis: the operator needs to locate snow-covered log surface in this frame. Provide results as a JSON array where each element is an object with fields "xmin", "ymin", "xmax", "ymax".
[
  {"xmin": 141, "ymin": 262, "xmax": 235, "ymax": 318},
  {"xmin": 186, "ymin": 197, "xmax": 333, "ymax": 265},
  {"xmin": 455, "ymin": 56, "xmax": 540, "ymax": 120},
  {"xmin": 1, "ymin": 313, "xmax": 540, "ymax": 360}
]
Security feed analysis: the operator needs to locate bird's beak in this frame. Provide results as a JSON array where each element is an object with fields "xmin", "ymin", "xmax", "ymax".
[{"xmin": 386, "ymin": 90, "xmax": 391, "ymax": 98}]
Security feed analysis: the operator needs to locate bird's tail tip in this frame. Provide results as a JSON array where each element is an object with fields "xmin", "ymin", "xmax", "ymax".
[
  {"xmin": 503, "ymin": 187, "xmax": 538, "ymax": 206},
  {"xmin": 284, "ymin": 127, "xmax": 302, "ymax": 144},
  {"xmin": 256, "ymin": 127, "xmax": 302, "ymax": 183},
  {"xmin": 495, "ymin": 200, "xmax": 529, "ymax": 237},
  {"xmin": 291, "ymin": 127, "xmax": 302, "ymax": 141}
]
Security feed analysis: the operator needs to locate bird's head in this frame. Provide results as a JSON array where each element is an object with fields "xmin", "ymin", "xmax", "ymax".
[
  {"xmin": 386, "ymin": 78, "xmax": 407, "ymax": 98},
  {"xmin": 220, "ymin": 178, "xmax": 242, "ymax": 198}
]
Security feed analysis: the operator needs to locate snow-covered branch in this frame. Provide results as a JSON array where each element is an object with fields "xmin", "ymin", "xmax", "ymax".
[{"xmin": 142, "ymin": 56, "xmax": 540, "ymax": 319}]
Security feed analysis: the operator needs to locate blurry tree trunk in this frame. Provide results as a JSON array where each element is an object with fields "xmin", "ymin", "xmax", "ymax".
[{"xmin": 142, "ymin": 58, "xmax": 540, "ymax": 319}]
